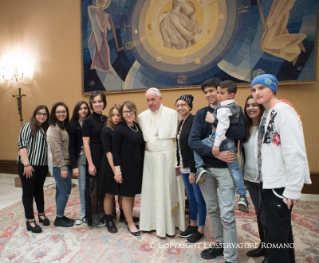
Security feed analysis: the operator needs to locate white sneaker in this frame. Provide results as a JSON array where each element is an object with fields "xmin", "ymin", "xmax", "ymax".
[{"xmin": 76, "ymin": 214, "xmax": 86, "ymax": 225}]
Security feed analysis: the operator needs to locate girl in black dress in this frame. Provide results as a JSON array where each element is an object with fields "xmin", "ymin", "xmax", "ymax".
[
  {"xmin": 113, "ymin": 101, "xmax": 145, "ymax": 236},
  {"xmin": 82, "ymin": 91, "xmax": 107, "ymax": 226},
  {"xmin": 98, "ymin": 104, "xmax": 122, "ymax": 233}
]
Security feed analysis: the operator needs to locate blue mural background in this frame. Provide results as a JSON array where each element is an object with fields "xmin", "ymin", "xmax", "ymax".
[{"xmin": 81, "ymin": 0, "xmax": 318, "ymax": 93}]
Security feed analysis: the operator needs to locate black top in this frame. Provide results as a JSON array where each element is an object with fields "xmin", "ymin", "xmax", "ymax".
[
  {"xmin": 82, "ymin": 112, "xmax": 107, "ymax": 144},
  {"xmin": 18, "ymin": 122, "xmax": 47, "ymax": 166},
  {"xmin": 113, "ymin": 122, "xmax": 145, "ymax": 196},
  {"xmin": 67, "ymin": 120, "xmax": 83, "ymax": 169},
  {"xmin": 82, "ymin": 111, "xmax": 107, "ymax": 171},
  {"xmin": 176, "ymin": 114, "xmax": 196, "ymax": 173},
  {"xmin": 101, "ymin": 126, "xmax": 112, "ymax": 153}
]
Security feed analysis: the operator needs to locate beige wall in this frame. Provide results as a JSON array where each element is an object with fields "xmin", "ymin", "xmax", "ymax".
[{"xmin": 0, "ymin": 0, "xmax": 318, "ymax": 173}]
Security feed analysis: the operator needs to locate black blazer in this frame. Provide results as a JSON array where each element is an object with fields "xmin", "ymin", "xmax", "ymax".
[
  {"xmin": 176, "ymin": 114, "xmax": 196, "ymax": 173},
  {"xmin": 67, "ymin": 120, "xmax": 83, "ymax": 169},
  {"xmin": 112, "ymin": 122, "xmax": 145, "ymax": 183}
]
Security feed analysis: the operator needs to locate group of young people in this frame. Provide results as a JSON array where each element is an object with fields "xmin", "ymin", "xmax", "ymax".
[{"xmin": 17, "ymin": 74, "xmax": 310, "ymax": 263}]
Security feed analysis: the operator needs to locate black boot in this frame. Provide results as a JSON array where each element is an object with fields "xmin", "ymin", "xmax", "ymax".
[
  {"xmin": 38, "ymin": 213, "xmax": 50, "ymax": 226},
  {"xmin": 105, "ymin": 214, "xmax": 118, "ymax": 233},
  {"xmin": 246, "ymin": 221, "xmax": 266, "ymax": 257},
  {"xmin": 26, "ymin": 220, "xmax": 42, "ymax": 233}
]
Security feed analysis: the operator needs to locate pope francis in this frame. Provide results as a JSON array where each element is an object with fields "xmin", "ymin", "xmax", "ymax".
[{"xmin": 138, "ymin": 88, "xmax": 185, "ymax": 237}]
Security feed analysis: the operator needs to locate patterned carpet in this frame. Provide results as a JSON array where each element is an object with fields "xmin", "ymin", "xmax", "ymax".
[{"xmin": 0, "ymin": 187, "xmax": 318, "ymax": 263}]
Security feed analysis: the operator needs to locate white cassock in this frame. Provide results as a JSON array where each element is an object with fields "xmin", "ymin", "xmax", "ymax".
[{"xmin": 138, "ymin": 104, "xmax": 185, "ymax": 237}]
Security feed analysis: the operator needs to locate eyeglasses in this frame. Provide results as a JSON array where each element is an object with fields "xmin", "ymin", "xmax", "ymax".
[
  {"xmin": 175, "ymin": 103, "xmax": 187, "ymax": 108},
  {"xmin": 123, "ymin": 110, "xmax": 135, "ymax": 115},
  {"xmin": 56, "ymin": 111, "xmax": 67, "ymax": 115},
  {"xmin": 36, "ymin": 113, "xmax": 48, "ymax": 117}
]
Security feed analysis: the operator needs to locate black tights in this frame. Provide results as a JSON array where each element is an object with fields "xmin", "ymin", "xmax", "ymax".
[{"xmin": 18, "ymin": 162, "xmax": 48, "ymax": 220}]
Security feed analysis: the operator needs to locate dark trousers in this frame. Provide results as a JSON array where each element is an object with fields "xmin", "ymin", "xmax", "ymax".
[
  {"xmin": 18, "ymin": 162, "xmax": 48, "ymax": 220},
  {"xmin": 262, "ymin": 188, "xmax": 295, "ymax": 263},
  {"xmin": 246, "ymin": 181, "xmax": 266, "ymax": 243}
]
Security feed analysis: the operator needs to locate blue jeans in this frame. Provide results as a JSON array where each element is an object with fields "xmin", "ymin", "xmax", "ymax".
[
  {"xmin": 181, "ymin": 173, "xmax": 206, "ymax": 227},
  {"xmin": 53, "ymin": 166, "xmax": 72, "ymax": 217},
  {"xmin": 194, "ymin": 134, "xmax": 246, "ymax": 196},
  {"xmin": 78, "ymin": 164, "xmax": 86, "ymax": 215}
]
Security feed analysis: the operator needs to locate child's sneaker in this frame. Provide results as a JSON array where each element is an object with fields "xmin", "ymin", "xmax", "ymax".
[
  {"xmin": 196, "ymin": 167, "xmax": 208, "ymax": 184},
  {"xmin": 238, "ymin": 197, "xmax": 249, "ymax": 213}
]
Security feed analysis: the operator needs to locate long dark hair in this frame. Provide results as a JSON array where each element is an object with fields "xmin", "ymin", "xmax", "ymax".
[
  {"xmin": 70, "ymin": 101, "xmax": 91, "ymax": 122},
  {"xmin": 50, "ymin": 102, "xmax": 69, "ymax": 130},
  {"xmin": 243, "ymin": 95, "xmax": 265, "ymax": 142},
  {"xmin": 29, "ymin": 105, "xmax": 50, "ymax": 137}
]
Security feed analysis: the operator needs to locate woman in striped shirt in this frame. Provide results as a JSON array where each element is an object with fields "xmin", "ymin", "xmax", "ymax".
[{"xmin": 18, "ymin": 105, "xmax": 50, "ymax": 233}]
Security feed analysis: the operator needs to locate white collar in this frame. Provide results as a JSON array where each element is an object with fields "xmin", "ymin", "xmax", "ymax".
[
  {"xmin": 151, "ymin": 104, "xmax": 164, "ymax": 115},
  {"xmin": 220, "ymin": 99, "xmax": 235, "ymax": 106},
  {"xmin": 209, "ymin": 104, "xmax": 218, "ymax": 109}
]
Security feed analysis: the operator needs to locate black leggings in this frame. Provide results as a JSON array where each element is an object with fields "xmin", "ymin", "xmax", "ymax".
[{"xmin": 18, "ymin": 162, "xmax": 48, "ymax": 220}]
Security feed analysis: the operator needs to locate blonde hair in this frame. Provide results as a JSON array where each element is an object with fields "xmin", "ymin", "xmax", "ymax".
[
  {"xmin": 107, "ymin": 104, "xmax": 122, "ymax": 130},
  {"xmin": 122, "ymin": 101, "xmax": 138, "ymax": 123}
]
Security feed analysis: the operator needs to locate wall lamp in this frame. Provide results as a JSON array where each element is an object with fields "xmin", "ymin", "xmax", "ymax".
[{"xmin": 1, "ymin": 55, "xmax": 25, "ymax": 125}]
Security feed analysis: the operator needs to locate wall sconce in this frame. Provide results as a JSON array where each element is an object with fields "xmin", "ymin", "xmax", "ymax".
[{"xmin": 1, "ymin": 55, "xmax": 26, "ymax": 125}]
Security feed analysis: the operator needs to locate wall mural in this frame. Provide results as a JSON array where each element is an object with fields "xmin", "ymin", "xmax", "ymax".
[{"xmin": 81, "ymin": 0, "xmax": 318, "ymax": 93}]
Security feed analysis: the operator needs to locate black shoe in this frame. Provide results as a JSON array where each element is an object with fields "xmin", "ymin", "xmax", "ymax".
[
  {"xmin": 201, "ymin": 244, "xmax": 224, "ymax": 259},
  {"xmin": 127, "ymin": 225, "xmax": 140, "ymax": 236},
  {"xmin": 262, "ymin": 258, "xmax": 270, "ymax": 263},
  {"xmin": 38, "ymin": 214, "xmax": 50, "ymax": 226},
  {"xmin": 62, "ymin": 216, "xmax": 75, "ymax": 223},
  {"xmin": 105, "ymin": 215, "xmax": 117, "ymax": 233},
  {"xmin": 246, "ymin": 243, "xmax": 266, "ymax": 257},
  {"xmin": 26, "ymin": 220, "xmax": 42, "ymax": 233},
  {"xmin": 179, "ymin": 226, "xmax": 198, "ymax": 238},
  {"xmin": 187, "ymin": 231, "xmax": 204, "ymax": 243},
  {"xmin": 54, "ymin": 217, "xmax": 74, "ymax": 227}
]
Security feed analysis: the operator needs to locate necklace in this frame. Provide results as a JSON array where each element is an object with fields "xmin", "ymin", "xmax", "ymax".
[{"xmin": 127, "ymin": 123, "xmax": 138, "ymax": 132}]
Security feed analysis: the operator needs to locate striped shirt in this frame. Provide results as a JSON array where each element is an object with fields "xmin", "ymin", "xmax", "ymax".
[{"xmin": 18, "ymin": 122, "xmax": 48, "ymax": 166}]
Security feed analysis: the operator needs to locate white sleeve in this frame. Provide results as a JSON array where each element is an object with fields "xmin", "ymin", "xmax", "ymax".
[
  {"xmin": 278, "ymin": 107, "xmax": 309, "ymax": 199},
  {"xmin": 214, "ymin": 107, "xmax": 231, "ymax": 146}
]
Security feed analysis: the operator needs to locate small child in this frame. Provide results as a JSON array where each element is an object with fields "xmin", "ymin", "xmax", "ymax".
[{"xmin": 194, "ymin": 80, "xmax": 249, "ymax": 213}]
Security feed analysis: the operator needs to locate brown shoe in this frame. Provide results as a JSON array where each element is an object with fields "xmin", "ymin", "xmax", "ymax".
[{"xmin": 105, "ymin": 215, "xmax": 117, "ymax": 233}]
